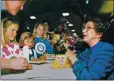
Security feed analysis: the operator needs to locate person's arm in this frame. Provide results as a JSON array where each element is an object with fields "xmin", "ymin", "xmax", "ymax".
[
  {"xmin": 66, "ymin": 48, "xmax": 91, "ymax": 65},
  {"xmin": 72, "ymin": 44, "xmax": 114, "ymax": 80},
  {"xmin": 1, "ymin": 58, "xmax": 10, "ymax": 69},
  {"xmin": 1, "ymin": 57, "xmax": 30, "ymax": 70},
  {"xmin": 45, "ymin": 39, "xmax": 54, "ymax": 53},
  {"xmin": 76, "ymin": 48, "xmax": 91, "ymax": 64},
  {"xmin": 49, "ymin": 33, "xmax": 57, "ymax": 45}
]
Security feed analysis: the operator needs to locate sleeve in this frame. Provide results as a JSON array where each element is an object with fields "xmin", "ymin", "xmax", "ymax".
[
  {"xmin": 45, "ymin": 39, "xmax": 54, "ymax": 53},
  {"xmin": 73, "ymin": 44, "xmax": 114, "ymax": 80},
  {"xmin": 1, "ymin": 49, "xmax": 7, "ymax": 58},
  {"xmin": 1, "ymin": 45, "xmax": 10, "ymax": 58},
  {"xmin": 77, "ymin": 48, "xmax": 91, "ymax": 64},
  {"xmin": 34, "ymin": 38, "xmax": 38, "ymax": 44},
  {"xmin": 15, "ymin": 44, "xmax": 23, "ymax": 58},
  {"xmin": 21, "ymin": 46, "xmax": 30, "ymax": 61}
]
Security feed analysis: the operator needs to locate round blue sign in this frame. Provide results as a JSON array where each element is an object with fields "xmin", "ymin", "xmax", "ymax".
[{"xmin": 35, "ymin": 43, "xmax": 46, "ymax": 54}]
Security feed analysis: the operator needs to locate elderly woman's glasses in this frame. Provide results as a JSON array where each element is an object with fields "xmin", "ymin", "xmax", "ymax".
[{"xmin": 82, "ymin": 26, "xmax": 95, "ymax": 31}]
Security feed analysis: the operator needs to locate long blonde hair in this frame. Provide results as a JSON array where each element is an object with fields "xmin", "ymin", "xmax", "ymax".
[
  {"xmin": 33, "ymin": 23, "xmax": 47, "ymax": 40},
  {"xmin": 1, "ymin": 17, "xmax": 19, "ymax": 47}
]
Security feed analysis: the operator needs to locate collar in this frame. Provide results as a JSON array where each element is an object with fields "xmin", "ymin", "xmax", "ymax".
[
  {"xmin": 36, "ymin": 35, "xmax": 42, "ymax": 37},
  {"xmin": 90, "ymin": 41, "xmax": 102, "ymax": 50},
  {"xmin": 8, "ymin": 43, "xmax": 14, "ymax": 48}
]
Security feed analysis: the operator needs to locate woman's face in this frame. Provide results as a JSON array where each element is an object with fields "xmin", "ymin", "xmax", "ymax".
[
  {"xmin": 36, "ymin": 24, "xmax": 45, "ymax": 36},
  {"xmin": 5, "ymin": 24, "xmax": 19, "ymax": 41},
  {"xmin": 82, "ymin": 21, "xmax": 101, "ymax": 44}
]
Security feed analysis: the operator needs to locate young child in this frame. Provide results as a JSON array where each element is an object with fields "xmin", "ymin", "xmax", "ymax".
[
  {"xmin": 1, "ymin": 17, "xmax": 31, "ymax": 70},
  {"xmin": 19, "ymin": 32, "xmax": 37, "ymax": 61},
  {"xmin": 33, "ymin": 23, "xmax": 54, "ymax": 55},
  {"xmin": 1, "ymin": 18, "xmax": 21, "ymax": 59}
]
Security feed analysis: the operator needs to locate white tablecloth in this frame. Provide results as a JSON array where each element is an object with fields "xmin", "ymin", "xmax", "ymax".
[{"xmin": 1, "ymin": 63, "xmax": 76, "ymax": 80}]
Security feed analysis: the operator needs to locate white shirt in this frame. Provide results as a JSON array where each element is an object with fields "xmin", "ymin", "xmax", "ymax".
[{"xmin": 21, "ymin": 46, "xmax": 37, "ymax": 62}]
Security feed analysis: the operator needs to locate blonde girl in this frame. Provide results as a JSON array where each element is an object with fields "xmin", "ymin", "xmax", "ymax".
[
  {"xmin": 2, "ymin": 17, "xmax": 21, "ymax": 58},
  {"xmin": 1, "ymin": 17, "xmax": 30, "ymax": 70},
  {"xmin": 33, "ymin": 23, "xmax": 54, "ymax": 55},
  {"xmin": 19, "ymin": 32, "xmax": 37, "ymax": 61}
]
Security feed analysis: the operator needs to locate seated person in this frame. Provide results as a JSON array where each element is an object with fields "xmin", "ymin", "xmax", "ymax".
[
  {"xmin": 54, "ymin": 31, "xmax": 70, "ymax": 54},
  {"xmin": 19, "ymin": 32, "xmax": 37, "ymax": 61},
  {"xmin": 1, "ymin": 17, "xmax": 31, "ymax": 72},
  {"xmin": 66, "ymin": 17, "xmax": 114, "ymax": 80},
  {"xmin": 33, "ymin": 23, "xmax": 54, "ymax": 56},
  {"xmin": 54, "ymin": 23, "xmax": 65, "ymax": 35}
]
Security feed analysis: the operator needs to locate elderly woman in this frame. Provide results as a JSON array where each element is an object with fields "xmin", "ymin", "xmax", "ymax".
[{"xmin": 66, "ymin": 17, "xmax": 114, "ymax": 80}]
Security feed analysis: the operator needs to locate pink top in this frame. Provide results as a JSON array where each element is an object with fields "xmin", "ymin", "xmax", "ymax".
[{"xmin": 1, "ymin": 43, "xmax": 22, "ymax": 59}]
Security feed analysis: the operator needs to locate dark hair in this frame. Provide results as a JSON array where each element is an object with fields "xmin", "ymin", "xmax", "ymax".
[{"xmin": 88, "ymin": 17, "xmax": 110, "ymax": 33}]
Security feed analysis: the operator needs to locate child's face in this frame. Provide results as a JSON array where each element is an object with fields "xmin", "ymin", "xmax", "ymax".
[
  {"xmin": 58, "ymin": 25, "xmax": 64, "ymax": 31},
  {"xmin": 62, "ymin": 33, "xmax": 67, "ymax": 39},
  {"xmin": 5, "ymin": 24, "xmax": 18, "ymax": 41},
  {"xmin": 36, "ymin": 24, "xmax": 45, "ymax": 36},
  {"xmin": 24, "ymin": 38, "xmax": 33, "ymax": 48}
]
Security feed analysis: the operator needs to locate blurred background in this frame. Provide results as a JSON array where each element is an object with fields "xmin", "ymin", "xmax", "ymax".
[{"xmin": 1, "ymin": 0, "xmax": 114, "ymax": 44}]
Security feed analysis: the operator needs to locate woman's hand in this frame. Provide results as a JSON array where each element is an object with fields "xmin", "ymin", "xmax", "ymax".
[{"xmin": 66, "ymin": 49, "xmax": 78, "ymax": 65}]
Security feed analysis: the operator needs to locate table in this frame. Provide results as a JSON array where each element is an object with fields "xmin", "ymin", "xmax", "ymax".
[{"xmin": 1, "ymin": 63, "xmax": 76, "ymax": 80}]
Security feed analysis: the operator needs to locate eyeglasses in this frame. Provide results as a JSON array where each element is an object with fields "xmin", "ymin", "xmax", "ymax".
[{"xmin": 82, "ymin": 26, "xmax": 95, "ymax": 32}]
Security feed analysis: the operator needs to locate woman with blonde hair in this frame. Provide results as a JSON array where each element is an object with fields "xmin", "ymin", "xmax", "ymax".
[{"xmin": 33, "ymin": 22, "xmax": 54, "ymax": 55}]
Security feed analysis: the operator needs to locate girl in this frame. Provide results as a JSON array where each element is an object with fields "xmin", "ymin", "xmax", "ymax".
[
  {"xmin": 2, "ymin": 17, "xmax": 21, "ymax": 59},
  {"xmin": 19, "ymin": 32, "xmax": 37, "ymax": 61},
  {"xmin": 33, "ymin": 23, "xmax": 54, "ymax": 55},
  {"xmin": 1, "ymin": 17, "xmax": 31, "ymax": 70}
]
